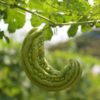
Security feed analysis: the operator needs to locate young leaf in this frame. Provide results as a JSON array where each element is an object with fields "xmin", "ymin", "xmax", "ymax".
[
  {"xmin": 31, "ymin": 15, "xmax": 45, "ymax": 27},
  {"xmin": 15, "ymin": 11, "xmax": 25, "ymax": 29},
  {"xmin": 96, "ymin": 23, "xmax": 100, "ymax": 28},
  {"xmin": 68, "ymin": 25, "xmax": 78, "ymax": 37},
  {"xmin": 43, "ymin": 26, "xmax": 53, "ymax": 40},
  {"xmin": 49, "ymin": 13, "xmax": 65, "ymax": 23},
  {"xmin": 4, "ymin": 9, "xmax": 25, "ymax": 33},
  {"xmin": 8, "ymin": 22, "xmax": 16, "ymax": 33},
  {"xmin": 81, "ymin": 24, "xmax": 91, "ymax": 33}
]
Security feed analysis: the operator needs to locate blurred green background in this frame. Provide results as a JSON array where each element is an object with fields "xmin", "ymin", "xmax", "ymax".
[{"xmin": 0, "ymin": 30, "xmax": 100, "ymax": 100}]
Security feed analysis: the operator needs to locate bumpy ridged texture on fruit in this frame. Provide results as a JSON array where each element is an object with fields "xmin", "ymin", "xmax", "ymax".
[{"xmin": 20, "ymin": 27, "xmax": 82, "ymax": 91}]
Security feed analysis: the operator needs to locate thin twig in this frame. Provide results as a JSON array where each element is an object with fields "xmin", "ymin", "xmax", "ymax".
[
  {"xmin": 57, "ymin": 20, "xmax": 100, "ymax": 26},
  {"xmin": 14, "ymin": 4, "xmax": 56, "ymax": 25}
]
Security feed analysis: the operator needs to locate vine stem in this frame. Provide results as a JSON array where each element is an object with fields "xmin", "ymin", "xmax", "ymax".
[
  {"xmin": 57, "ymin": 20, "xmax": 100, "ymax": 26},
  {"xmin": 0, "ymin": 1, "xmax": 100, "ymax": 26},
  {"xmin": 14, "ymin": 4, "xmax": 57, "ymax": 25}
]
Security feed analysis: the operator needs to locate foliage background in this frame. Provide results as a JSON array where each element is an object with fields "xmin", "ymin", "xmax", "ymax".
[
  {"xmin": 0, "ymin": 35, "xmax": 100, "ymax": 100},
  {"xmin": 0, "ymin": 0, "xmax": 100, "ymax": 100}
]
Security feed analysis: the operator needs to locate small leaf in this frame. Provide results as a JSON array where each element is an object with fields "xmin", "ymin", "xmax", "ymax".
[
  {"xmin": 0, "ymin": 31, "xmax": 4, "ymax": 39},
  {"xmin": 31, "ymin": 15, "xmax": 45, "ymax": 27},
  {"xmin": 4, "ymin": 9, "xmax": 25, "ymax": 33},
  {"xmin": 43, "ymin": 26, "xmax": 53, "ymax": 40},
  {"xmin": 8, "ymin": 22, "xmax": 16, "ymax": 33},
  {"xmin": 49, "ymin": 13, "xmax": 65, "ymax": 23},
  {"xmin": 81, "ymin": 24, "xmax": 91, "ymax": 33},
  {"xmin": 68, "ymin": 25, "xmax": 78, "ymax": 37},
  {"xmin": 15, "ymin": 11, "xmax": 25, "ymax": 29},
  {"xmin": 28, "ymin": 0, "xmax": 44, "ymax": 10},
  {"xmin": 96, "ymin": 23, "xmax": 100, "ymax": 28}
]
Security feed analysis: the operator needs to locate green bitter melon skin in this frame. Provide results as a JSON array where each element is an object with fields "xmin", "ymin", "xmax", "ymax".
[{"xmin": 20, "ymin": 27, "xmax": 82, "ymax": 91}]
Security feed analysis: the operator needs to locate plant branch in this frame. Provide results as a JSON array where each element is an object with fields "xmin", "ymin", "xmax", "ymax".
[
  {"xmin": 0, "ymin": 1, "xmax": 100, "ymax": 27},
  {"xmin": 57, "ymin": 20, "xmax": 100, "ymax": 26},
  {"xmin": 0, "ymin": 0, "xmax": 56, "ymax": 25},
  {"xmin": 14, "ymin": 5, "xmax": 57, "ymax": 25}
]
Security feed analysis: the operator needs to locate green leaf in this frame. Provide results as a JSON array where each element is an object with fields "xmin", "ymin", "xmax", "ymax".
[
  {"xmin": 28, "ymin": 0, "xmax": 44, "ymax": 10},
  {"xmin": 81, "ymin": 24, "xmax": 92, "ymax": 33},
  {"xmin": 31, "ymin": 15, "xmax": 45, "ymax": 27},
  {"xmin": 4, "ymin": 9, "xmax": 25, "ymax": 33},
  {"xmin": 68, "ymin": 25, "xmax": 78, "ymax": 37},
  {"xmin": 96, "ymin": 23, "xmax": 100, "ymax": 28},
  {"xmin": 2, "ymin": 0, "xmax": 16, "ymax": 5},
  {"xmin": 43, "ymin": 26, "xmax": 53, "ymax": 40},
  {"xmin": 8, "ymin": 21, "xmax": 16, "ymax": 33},
  {"xmin": 49, "ymin": 13, "xmax": 65, "ymax": 23},
  {"xmin": 15, "ymin": 12, "xmax": 25, "ymax": 29},
  {"xmin": 0, "ymin": 31, "xmax": 4, "ymax": 39}
]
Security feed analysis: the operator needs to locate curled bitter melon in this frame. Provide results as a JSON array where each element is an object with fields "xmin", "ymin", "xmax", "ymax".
[{"xmin": 20, "ymin": 26, "xmax": 82, "ymax": 91}]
